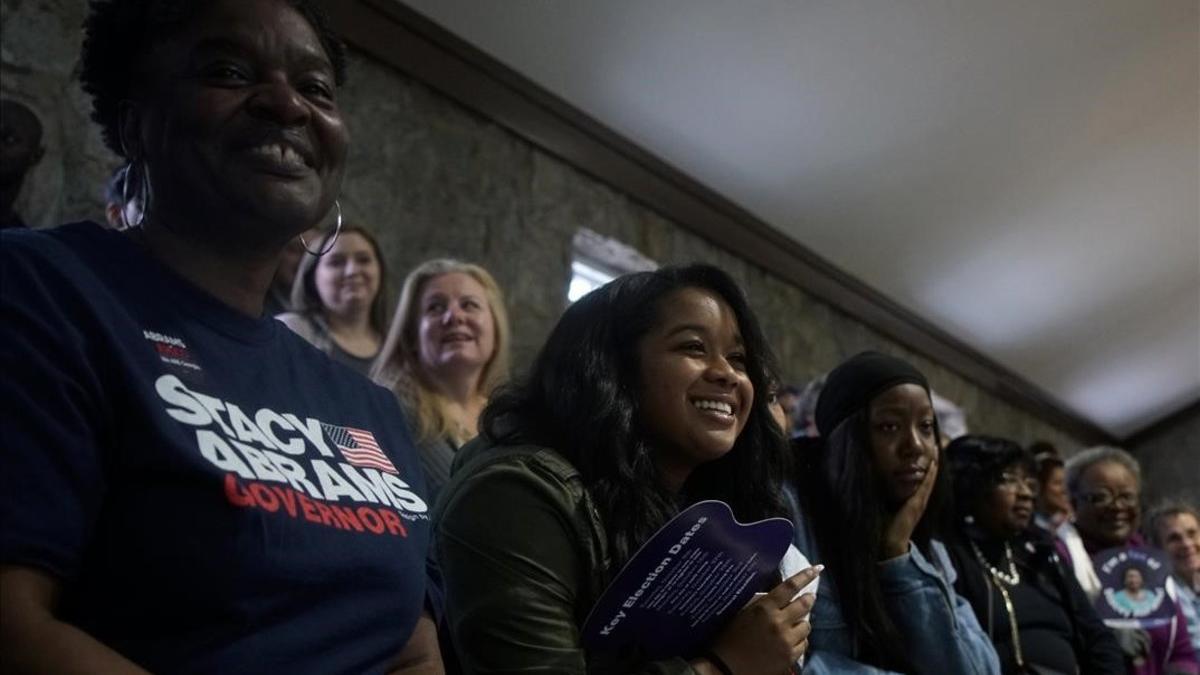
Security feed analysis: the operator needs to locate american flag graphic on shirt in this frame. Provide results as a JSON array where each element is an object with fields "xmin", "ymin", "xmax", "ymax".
[{"xmin": 321, "ymin": 423, "xmax": 397, "ymax": 474}]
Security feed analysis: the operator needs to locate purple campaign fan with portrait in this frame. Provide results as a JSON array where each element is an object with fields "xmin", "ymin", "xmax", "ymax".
[{"xmin": 1093, "ymin": 547, "xmax": 1176, "ymax": 629}]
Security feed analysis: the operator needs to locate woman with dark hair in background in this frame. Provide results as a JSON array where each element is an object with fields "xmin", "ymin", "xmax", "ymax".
[
  {"xmin": 435, "ymin": 264, "xmax": 821, "ymax": 674},
  {"xmin": 0, "ymin": 1, "xmax": 439, "ymax": 671},
  {"xmin": 278, "ymin": 224, "xmax": 389, "ymax": 375},
  {"xmin": 794, "ymin": 351, "xmax": 1000, "ymax": 674},
  {"xmin": 1030, "ymin": 441, "xmax": 1073, "ymax": 534},
  {"xmin": 944, "ymin": 435, "xmax": 1123, "ymax": 674}
]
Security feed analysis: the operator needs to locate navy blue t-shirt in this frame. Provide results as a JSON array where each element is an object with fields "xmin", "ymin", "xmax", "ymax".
[{"xmin": 1, "ymin": 222, "xmax": 432, "ymax": 673}]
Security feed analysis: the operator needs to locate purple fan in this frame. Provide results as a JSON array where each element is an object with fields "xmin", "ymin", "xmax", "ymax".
[
  {"xmin": 1093, "ymin": 546, "xmax": 1176, "ymax": 629},
  {"xmin": 581, "ymin": 500, "xmax": 794, "ymax": 659}
]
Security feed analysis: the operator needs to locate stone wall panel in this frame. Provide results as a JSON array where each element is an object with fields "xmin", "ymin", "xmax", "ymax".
[{"xmin": 2, "ymin": 0, "xmax": 1092, "ymax": 453}]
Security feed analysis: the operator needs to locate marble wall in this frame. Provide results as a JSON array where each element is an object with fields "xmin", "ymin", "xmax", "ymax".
[{"xmin": 1130, "ymin": 409, "xmax": 1200, "ymax": 504}]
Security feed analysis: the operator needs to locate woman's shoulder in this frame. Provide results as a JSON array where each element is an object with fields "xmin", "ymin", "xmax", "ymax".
[
  {"xmin": 2, "ymin": 220, "xmax": 108, "ymax": 244},
  {"xmin": 3, "ymin": 221, "xmax": 129, "ymax": 282},
  {"xmin": 434, "ymin": 439, "xmax": 598, "ymax": 560},
  {"xmin": 452, "ymin": 438, "xmax": 581, "ymax": 489},
  {"xmin": 905, "ymin": 539, "xmax": 961, "ymax": 585},
  {"xmin": 928, "ymin": 539, "xmax": 956, "ymax": 569},
  {"xmin": 275, "ymin": 311, "xmax": 312, "ymax": 330},
  {"xmin": 275, "ymin": 311, "xmax": 330, "ymax": 347},
  {"xmin": 438, "ymin": 439, "xmax": 582, "ymax": 513},
  {"xmin": 373, "ymin": 363, "xmax": 419, "ymax": 403}
]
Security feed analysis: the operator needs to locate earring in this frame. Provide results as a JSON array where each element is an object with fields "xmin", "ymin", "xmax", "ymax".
[
  {"xmin": 118, "ymin": 164, "xmax": 133, "ymax": 216},
  {"xmin": 117, "ymin": 102, "xmax": 148, "ymax": 229},
  {"xmin": 122, "ymin": 161, "xmax": 149, "ymax": 228},
  {"xmin": 300, "ymin": 200, "xmax": 342, "ymax": 256}
]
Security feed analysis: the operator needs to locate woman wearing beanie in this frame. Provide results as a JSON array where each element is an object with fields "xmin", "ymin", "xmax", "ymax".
[{"xmin": 792, "ymin": 351, "xmax": 1000, "ymax": 674}]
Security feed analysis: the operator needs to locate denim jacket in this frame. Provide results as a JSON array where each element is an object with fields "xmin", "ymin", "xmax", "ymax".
[{"xmin": 792, "ymin": 512, "xmax": 1002, "ymax": 675}]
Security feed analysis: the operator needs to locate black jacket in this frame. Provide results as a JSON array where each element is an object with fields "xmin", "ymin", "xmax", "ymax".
[{"xmin": 946, "ymin": 528, "xmax": 1124, "ymax": 675}]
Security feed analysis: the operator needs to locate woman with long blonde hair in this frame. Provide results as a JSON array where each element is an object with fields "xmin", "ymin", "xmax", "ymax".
[{"xmin": 373, "ymin": 259, "xmax": 510, "ymax": 498}]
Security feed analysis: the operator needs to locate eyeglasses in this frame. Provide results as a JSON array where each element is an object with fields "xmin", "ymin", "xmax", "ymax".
[
  {"xmin": 996, "ymin": 472, "xmax": 1038, "ymax": 494},
  {"xmin": 1081, "ymin": 491, "xmax": 1138, "ymax": 509}
]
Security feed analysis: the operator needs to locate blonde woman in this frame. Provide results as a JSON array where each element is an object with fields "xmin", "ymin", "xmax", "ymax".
[
  {"xmin": 373, "ymin": 259, "xmax": 511, "ymax": 498},
  {"xmin": 277, "ymin": 224, "xmax": 389, "ymax": 376}
]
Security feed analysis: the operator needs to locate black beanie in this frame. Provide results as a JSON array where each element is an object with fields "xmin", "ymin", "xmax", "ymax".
[{"xmin": 814, "ymin": 351, "xmax": 930, "ymax": 436}]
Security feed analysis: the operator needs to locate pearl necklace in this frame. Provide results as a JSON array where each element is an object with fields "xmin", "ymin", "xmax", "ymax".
[
  {"xmin": 970, "ymin": 539, "xmax": 1026, "ymax": 669},
  {"xmin": 969, "ymin": 540, "xmax": 1020, "ymax": 587}
]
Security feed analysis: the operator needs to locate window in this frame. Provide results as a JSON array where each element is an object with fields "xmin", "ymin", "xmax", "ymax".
[
  {"xmin": 566, "ymin": 228, "xmax": 657, "ymax": 304},
  {"xmin": 567, "ymin": 259, "xmax": 616, "ymax": 302},
  {"xmin": 932, "ymin": 391, "xmax": 968, "ymax": 441}
]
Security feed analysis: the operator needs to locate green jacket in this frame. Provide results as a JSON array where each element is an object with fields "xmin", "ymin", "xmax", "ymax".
[{"xmin": 433, "ymin": 437, "xmax": 698, "ymax": 674}]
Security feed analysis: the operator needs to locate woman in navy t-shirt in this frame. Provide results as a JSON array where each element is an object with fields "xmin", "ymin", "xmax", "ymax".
[{"xmin": 0, "ymin": 1, "xmax": 439, "ymax": 672}]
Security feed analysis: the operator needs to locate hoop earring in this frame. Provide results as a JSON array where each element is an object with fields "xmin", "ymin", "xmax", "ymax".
[
  {"xmin": 300, "ymin": 200, "xmax": 342, "ymax": 256},
  {"xmin": 122, "ymin": 161, "xmax": 149, "ymax": 229}
]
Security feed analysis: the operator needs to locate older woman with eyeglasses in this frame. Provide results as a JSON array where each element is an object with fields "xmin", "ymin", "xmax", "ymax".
[
  {"xmin": 1062, "ymin": 447, "xmax": 1198, "ymax": 675},
  {"xmin": 945, "ymin": 435, "xmax": 1123, "ymax": 675}
]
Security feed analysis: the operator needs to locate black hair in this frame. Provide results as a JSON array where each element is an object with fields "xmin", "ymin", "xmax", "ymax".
[
  {"xmin": 1036, "ymin": 454, "xmax": 1064, "ymax": 484},
  {"xmin": 80, "ymin": 0, "xmax": 347, "ymax": 157},
  {"xmin": 1028, "ymin": 440, "xmax": 1059, "ymax": 457},
  {"xmin": 482, "ymin": 263, "xmax": 789, "ymax": 570},
  {"xmin": 945, "ymin": 434, "xmax": 1036, "ymax": 525},
  {"xmin": 797, "ymin": 385, "xmax": 949, "ymax": 671},
  {"xmin": 1030, "ymin": 440, "xmax": 1065, "ymax": 486},
  {"xmin": 1120, "ymin": 564, "xmax": 1145, "ymax": 581}
]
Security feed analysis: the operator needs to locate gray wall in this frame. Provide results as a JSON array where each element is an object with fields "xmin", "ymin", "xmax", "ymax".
[
  {"xmin": 2, "ymin": 0, "xmax": 1088, "ymax": 454},
  {"xmin": 1130, "ymin": 409, "xmax": 1200, "ymax": 504}
]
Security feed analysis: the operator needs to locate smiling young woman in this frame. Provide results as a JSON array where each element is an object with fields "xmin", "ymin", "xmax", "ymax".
[
  {"xmin": 433, "ymin": 263, "xmax": 821, "ymax": 674},
  {"xmin": 635, "ymin": 286, "xmax": 755, "ymax": 491},
  {"xmin": 0, "ymin": 1, "xmax": 439, "ymax": 672},
  {"xmin": 279, "ymin": 224, "xmax": 390, "ymax": 376}
]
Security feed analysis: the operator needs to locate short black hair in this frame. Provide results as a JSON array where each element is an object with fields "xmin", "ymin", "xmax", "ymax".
[
  {"xmin": 946, "ymin": 434, "xmax": 1036, "ymax": 521},
  {"xmin": 80, "ymin": 0, "xmax": 348, "ymax": 157}
]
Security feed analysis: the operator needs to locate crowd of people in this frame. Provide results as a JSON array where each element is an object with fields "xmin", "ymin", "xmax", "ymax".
[{"xmin": 1, "ymin": 1, "xmax": 1196, "ymax": 674}]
